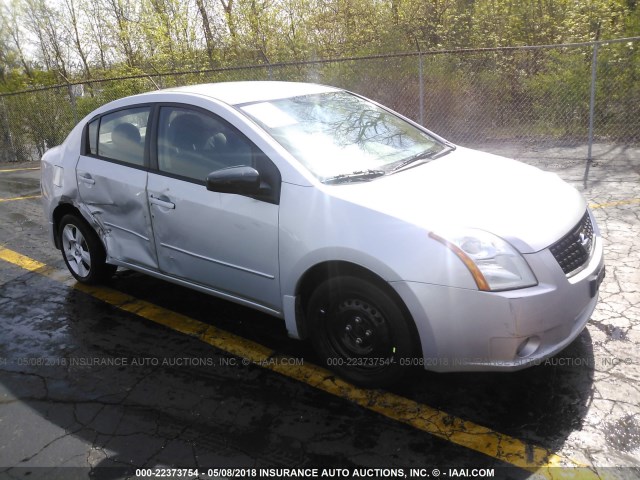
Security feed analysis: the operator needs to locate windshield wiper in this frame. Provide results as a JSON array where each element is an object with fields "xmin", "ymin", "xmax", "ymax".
[
  {"xmin": 323, "ymin": 169, "xmax": 386, "ymax": 184},
  {"xmin": 388, "ymin": 144, "xmax": 456, "ymax": 174}
]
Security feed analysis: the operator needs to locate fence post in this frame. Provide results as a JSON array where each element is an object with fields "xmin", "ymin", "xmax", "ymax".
[
  {"xmin": 583, "ymin": 42, "xmax": 599, "ymax": 188},
  {"xmin": 0, "ymin": 97, "xmax": 17, "ymax": 163},
  {"xmin": 68, "ymin": 84, "xmax": 79, "ymax": 126},
  {"xmin": 418, "ymin": 54, "xmax": 424, "ymax": 126}
]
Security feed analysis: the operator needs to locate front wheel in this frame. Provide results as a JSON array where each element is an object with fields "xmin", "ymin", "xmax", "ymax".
[
  {"xmin": 307, "ymin": 276, "xmax": 419, "ymax": 388},
  {"xmin": 58, "ymin": 214, "xmax": 116, "ymax": 284}
]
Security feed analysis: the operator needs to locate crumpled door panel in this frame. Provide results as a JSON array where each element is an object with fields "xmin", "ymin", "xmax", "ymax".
[{"xmin": 76, "ymin": 156, "xmax": 158, "ymax": 269}]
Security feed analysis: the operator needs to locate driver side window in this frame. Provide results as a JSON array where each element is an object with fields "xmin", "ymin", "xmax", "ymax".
[{"xmin": 157, "ymin": 106, "xmax": 254, "ymax": 182}]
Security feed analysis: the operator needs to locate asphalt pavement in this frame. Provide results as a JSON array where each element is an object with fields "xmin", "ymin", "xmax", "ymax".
[{"xmin": 0, "ymin": 152, "xmax": 639, "ymax": 480}]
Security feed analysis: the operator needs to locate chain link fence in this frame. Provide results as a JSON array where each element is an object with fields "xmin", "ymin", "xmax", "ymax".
[{"xmin": 1, "ymin": 38, "xmax": 638, "ymax": 182}]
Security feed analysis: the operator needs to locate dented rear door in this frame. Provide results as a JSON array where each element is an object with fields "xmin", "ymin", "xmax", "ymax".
[{"xmin": 76, "ymin": 157, "xmax": 158, "ymax": 269}]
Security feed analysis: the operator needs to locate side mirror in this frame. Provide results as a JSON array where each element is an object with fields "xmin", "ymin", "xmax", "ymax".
[{"xmin": 206, "ymin": 166, "xmax": 260, "ymax": 194}]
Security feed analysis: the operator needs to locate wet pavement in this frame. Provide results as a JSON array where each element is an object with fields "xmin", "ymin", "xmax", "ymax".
[{"xmin": 0, "ymin": 153, "xmax": 639, "ymax": 480}]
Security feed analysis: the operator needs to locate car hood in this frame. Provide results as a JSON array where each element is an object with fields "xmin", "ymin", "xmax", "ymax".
[{"xmin": 326, "ymin": 147, "xmax": 586, "ymax": 253}]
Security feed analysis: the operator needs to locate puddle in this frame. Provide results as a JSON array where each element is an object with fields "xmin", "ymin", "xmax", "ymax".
[
  {"xmin": 593, "ymin": 323, "xmax": 627, "ymax": 341},
  {"xmin": 604, "ymin": 414, "xmax": 640, "ymax": 453}
]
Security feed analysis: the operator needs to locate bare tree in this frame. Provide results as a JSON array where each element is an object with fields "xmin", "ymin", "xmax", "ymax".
[
  {"xmin": 1, "ymin": 1, "xmax": 33, "ymax": 79},
  {"xmin": 62, "ymin": 0, "xmax": 91, "ymax": 78},
  {"xmin": 104, "ymin": 0, "xmax": 138, "ymax": 68},
  {"xmin": 82, "ymin": 0, "xmax": 111, "ymax": 70},
  {"xmin": 219, "ymin": 0, "xmax": 236, "ymax": 40},
  {"xmin": 148, "ymin": 0, "xmax": 175, "ymax": 60},
  {"xmin": 22, "ymin": 0, "xmax": 72, "ymax": 81},
  {"xmin": 195, "ymin": 0, "xmax": 217, "ymax": 66}
]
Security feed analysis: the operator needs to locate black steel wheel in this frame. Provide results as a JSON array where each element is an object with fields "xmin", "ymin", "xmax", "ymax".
[
  {"xmin": 58, "ymin": 214, "xmax": 116, "ymax": 284},
  {"xmin": 307, "ymin": 275, "xmax": 419, "ymax": 387}
]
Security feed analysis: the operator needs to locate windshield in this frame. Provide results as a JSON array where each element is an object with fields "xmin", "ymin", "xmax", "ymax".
[{"xmin": 240, "ymin": 91, "xmax": 447, "ymax": 183}]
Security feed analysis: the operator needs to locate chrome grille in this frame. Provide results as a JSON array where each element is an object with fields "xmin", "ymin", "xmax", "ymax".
[{"xmin": 549, "ymin": 212, "xmax": 594, "ymax": 276}]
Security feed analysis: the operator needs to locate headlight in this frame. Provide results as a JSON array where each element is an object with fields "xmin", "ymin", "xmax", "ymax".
[{"xmin": 430, "ymin": 229, "xmax": 537, "ymax": 291}]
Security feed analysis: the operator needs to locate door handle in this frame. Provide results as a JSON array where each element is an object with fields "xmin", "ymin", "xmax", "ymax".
[
  {"xmin": 78, "ymin": 173, "xmax": 95, "ymax": 185},
  {"xmin": 149, "ymin": 194, "xmax": 175, "ymax": 210}
]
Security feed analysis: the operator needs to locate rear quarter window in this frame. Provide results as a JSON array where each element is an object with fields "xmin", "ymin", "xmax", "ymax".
[{"xmin": 87, "ymin": 119, "xmax": 98, "ymax": 155}]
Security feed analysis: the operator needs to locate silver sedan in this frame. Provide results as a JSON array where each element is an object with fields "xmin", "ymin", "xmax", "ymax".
[{"xmin": 41, "ymin": 81, "xmax": 605, "ymax": 387}]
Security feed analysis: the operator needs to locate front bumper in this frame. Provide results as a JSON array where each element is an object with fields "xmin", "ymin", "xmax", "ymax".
[{"xmin": 392, "ymin": 234, "xmax": 605, "ymax": 372}]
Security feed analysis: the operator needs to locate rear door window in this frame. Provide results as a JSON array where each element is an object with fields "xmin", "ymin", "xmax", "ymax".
[{"xmin": 97, "ymin": 107, "xmax": 150, "ymax": 166}]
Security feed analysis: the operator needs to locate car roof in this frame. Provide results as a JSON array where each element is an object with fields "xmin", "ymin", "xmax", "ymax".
[{"xmin": 159, "ymin": 81, "xmax": 341, "ymax": 106}]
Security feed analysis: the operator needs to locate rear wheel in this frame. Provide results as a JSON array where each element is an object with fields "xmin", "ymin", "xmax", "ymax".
[
  {"xmin": 307, "ymin": 276, "xmax": 418, "ymax": 387},
  {"xmin": 58, "ymin": 214, "xmax": 116, "ymax": 284}
]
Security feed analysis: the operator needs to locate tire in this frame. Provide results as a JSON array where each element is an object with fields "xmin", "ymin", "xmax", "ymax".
[
  {"xmin": 58, "ymin": 214, "xmax": 117, "ymax": 284},
  {"xmin": 307, "ymin": 275, "xmax": 419, "ymax": 388}
]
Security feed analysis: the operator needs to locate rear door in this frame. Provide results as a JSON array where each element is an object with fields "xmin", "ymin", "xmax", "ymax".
[{"xmin": 76, "ymin": 106, "xmax": 158, "ymax": 269}]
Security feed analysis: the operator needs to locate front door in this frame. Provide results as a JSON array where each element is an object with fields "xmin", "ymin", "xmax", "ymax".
[{"xmin": 147, "ymin": 105, "xmax": 281, "ymax": 310}]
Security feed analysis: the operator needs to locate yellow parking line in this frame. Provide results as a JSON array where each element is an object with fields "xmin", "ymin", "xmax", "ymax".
[
  {"xmin": 590, "ymin": 198, "xmax": 640, "ymax": 209},
  {"xmin": 0, "ymin": 247, "xmax": 599, "ymax": 479},
  {"xmin": 0, "ymin": 167, "xmax": 40, "ymax": 173},
  {"xmin": 0, "ymin": 247, "xmax": 47, "ymax": 271},
  {"xmin": 0, "ymin": 194, "xmax": 41, "ymax": 203}
]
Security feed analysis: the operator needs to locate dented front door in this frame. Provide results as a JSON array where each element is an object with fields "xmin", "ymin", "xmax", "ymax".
[
  {"xmin": 76, "ymin": 156, "xmax": 158, "ymax": 269},
  {"xmin": 147, "ymin": 172, "xmax": 280, "ymax": 310}
]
